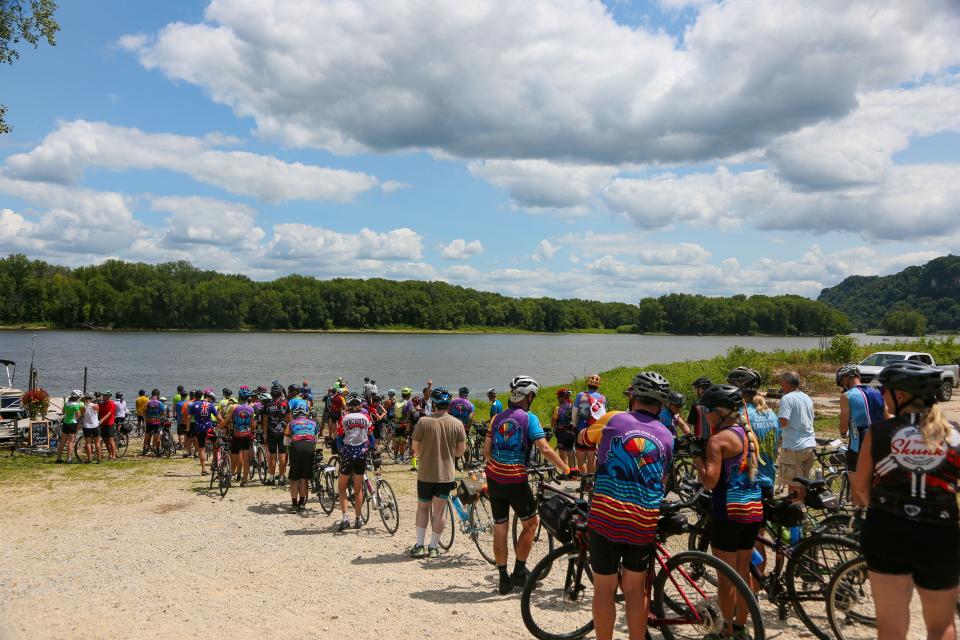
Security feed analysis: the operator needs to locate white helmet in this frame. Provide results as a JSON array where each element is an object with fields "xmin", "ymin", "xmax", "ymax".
[
  {"xmin": 508, "ymin": 375, "xmax": 539, "ymax": 402},
  {"xmin": 70, "ymin": 389, "xmax": 83, "ymax": 399}
]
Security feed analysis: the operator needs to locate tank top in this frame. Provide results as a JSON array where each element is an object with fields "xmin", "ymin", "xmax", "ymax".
[
  {"xmin": 711, "ymin": 426, "xmax": 763, "ymax": 523},
  {"xmin": 870, "ymin": 414, "xmax": 960, "ymax": 526},
  {"xmin": 844, "ymin": 385, "xmax": 884, "ymax": 453},
  {"xmin": 82, "ymin": 403, "xmax": 99, "ymax": 429},
  {"xmin": 231, "ymin": 404, "xmax": 255, "ymax": 438}
]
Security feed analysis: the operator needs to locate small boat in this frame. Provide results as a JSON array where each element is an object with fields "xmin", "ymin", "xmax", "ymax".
[{"xmin": 0, "ymin": 359, "xmax": 24, "ymax": 421}]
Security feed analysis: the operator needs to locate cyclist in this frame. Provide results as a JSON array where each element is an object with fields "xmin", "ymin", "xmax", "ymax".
[
  {"xmin": 286, "ymin": 402, "xmax": 319, "ymax": 513},
  {"xmin": 135, "ymin": 389, "xmax": 148, "ymax": 435},
  {"xmin": 174, "ymin": 391, "xmax": 190, "ymax": 455},
  {"xmin": 217, "ymin": 388, "xmax": 235, "ymax": 418},
  {"xmin": 188, "ymin": 390, "xmax": 218, "ymax": 475},
  {"xmin": 301, "ymin": 380, "xmax": 314, "ymax": 406},
  {"xmin": 852, "ymin": 362, "xmax": 960, "ymax": 640},
  {"xmin": 143, "ymin": 389, "xmax": 164, "ymax": 455},
  {"xmin": 263, "ymin": 382, "xmax": 289, "ymax": 486},
  {"xmin": 409, "ymin": 394, "xmax": 426, "ymax": 471},
  {"xmin": 577, "ymin": 372, "xmax": 674, "ymax": 640},
  {"xmin": 694, "ymin": 384, "xmax": 763, "ymax": 640},
  {"xmin": 574, "ymin": 373, "xmax": 606, "ymax": 475},
  {"xmin": 80, "ymin": 393, "xmax": 101, "ymax": 463},
  {"xmin": 659, "ymin": 390, "xmax": 691, "ymax": 437},
  {"xmin": 394, "ymin": 387, "xmax": 414, "ymax": 462},
  {"xmin": 384, "ymin": 388, "xmax": 398, "ymax": 424},
  {"xmin": 321, "ymin": 387, "xmax": 334, "ymax": 431},
  {"xmin": 551, "ymin": 388, "xmax": 577, "ymax": 473},
  {"xmin": 410, "ymin": 387, "xmax": 467, "ymax": 558},
  {"xmin": 727, "ymin": 367, "xmax": 780, "ymax": 498},
  {"xmin": 487, "ymin": 388, "xmax": 503, "ymax": 418},
  {"xmin": 448, "ymin": 387, "xmax": 475, "ymax": 429},
  {"xmin": 485, "ymin": 375, "xmax": 569, "ymax": 594},
  {"xmin": 687, "ymin": 377, "xmax": 713, "ymax": 438},
  {"xmin": 362, "ymin": 377, "xmax": 374, "ymax": 403},
  {"xmin": 220, "ymin": 386, "xmax": 256, "ymax": 486},
  {"xmin": 98, "ymin": 390, "xmax": 118, "ymax": 461},
  {"xmin": 336, "ymin": 393, "xmax": 374, "ymax": 531},
  {"xmin": 835, "ymin": 363, "xmax": 885, "ymax": 487},
  {"xmin": 369, "ymin": 393, "xmax": 387, "ymax": 446},
  {"xmin": 56, "ymin": 390, "xmax": 83, "ymax": 464},
  {"xmin": 328, "ymin": 387, "xmax": 347, "ymax": 446},
  {"xmin": 180, "ymin": 390, "xmax": 197, "ymax": 459},
  {"xmin": 114, "ymin": 392, "xmax": 129, "ymax": 437}
]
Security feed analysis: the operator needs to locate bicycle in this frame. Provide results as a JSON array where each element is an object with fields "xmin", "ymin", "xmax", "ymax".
[
  {"xmin": 426, "ymin": 463, "xmax": 497, "ymax": 563},
  {"xmin": 342, "ymin": 454, "xmax": 400, "ymax": 534},
  {"xmin": 249, "ymin": 434, "xmax": 268, "ymax": 484},
  {"xmin": 207, "ymin": 433, "xmax": 231, "ymax": 498},
  {"xmin": 510, "ymin": 466, "xmax": 564, "ymax": 571},
  {"xmin": 814, "ymin": 437, "xmax": 851, "ymax": 505},
  {"xmin": 313, "ymin": 448, "xmax": 340, "ymax": 515},
  {"xmin": 520, "ymin": 481, "xmax": 765, "ymax": 640}
]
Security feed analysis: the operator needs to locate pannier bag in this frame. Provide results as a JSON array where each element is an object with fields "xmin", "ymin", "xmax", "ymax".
[
  {"xmin": 456, "ymin": 471, "xmax": 486, "ymax": 505},
  {"xmin": 539, "ymin": 494, "xmax": 581, "ymax": 544}
]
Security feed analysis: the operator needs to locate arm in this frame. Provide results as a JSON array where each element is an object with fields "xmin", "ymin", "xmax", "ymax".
[
  {"xmin": 695, "ymin": 433, "xmax": 726, "ymax": 490},
  {"xmin": 837, "ymin": 393, "xmax": 850, "ymax": 438},
  {"xmin": 535, "ymin": 438, "xmax": 570, "ymax": 475},
  {"xmin": 411, "ymin": 423, "xmax": 421, "ymax": 457},
  {"xmin": 455, "ymin": 425, "xmax": 467, "ymax": 457},
  {"xmin": 852, "ymin": 431, "xmax": 873, "ymax": 506},
  {"xmin": 674, "ymin": 415, "xmax": 692, "ymax": 436},
  {"xmin": 551, "ymin": 407, "xmax": 559, "ymax": 430}
]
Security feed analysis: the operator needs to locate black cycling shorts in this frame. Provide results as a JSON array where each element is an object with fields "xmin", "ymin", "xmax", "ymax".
[
  {"xmin": 61, "ymin": 423, "xmax": 78, "ymax": 435},
  {"xmin": 266, "ymin": 430, "xmax": 285, "ymax": 454},
  {"xmin": 288, "ymin": 440, "xmax": 315, "ymax": 481},
  {"xmin": 862, "ymin": 508, "xmax": 960, "ymax": 590},
  {"xmin": 555, "ymin": 430, "xmax": 575, "ymax": 451},
  {"xmin": 176, "ymin": 423, "xmax": 187, "ymax": 436},
  {"xmin": 83, "ymin": 427, "xmax": 100, "ymax": 440},
  {"xmin": 339, "ymin": 456, "xmax": 366, "ymax": 477},
  {"xmin": 710, "ymin": 519, "xmax": 762, "ymax": 552},
  {"xmin": 373, "ymin": 422, "xmax": 383, "ymax": 440},
  {"xmin": 145, "ymin": 423, "xmax": 160, "ymax": 434},
  {"xmin": 487, "ymin": 479, "xmax": 536, "ymax": 524},
  {"xmin": 193, "ymin": 430, "xmax": 207, "ymax": 448},
  {"xmin": 845, "ymin": 448, "xmax": 860, "ymax": 472},
  {"xmin": 417, "ymin": 480, "xmax": 456, "ymax": 502},
  {"xmin": 589, "ymin": 530, "xmax": 654, "ymax": 575},
  {"xmin": 100, "ymin": 424, "xmax": 116, "ymax": 440},
  {"xmin": 229, "ymin": 436, "xmax": 251, "ymax": 455}
]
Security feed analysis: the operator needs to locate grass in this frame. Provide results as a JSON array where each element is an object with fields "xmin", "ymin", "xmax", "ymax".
[{"xmin": 0, "ymin": 450, "xmax": 189, "ymax": 487}]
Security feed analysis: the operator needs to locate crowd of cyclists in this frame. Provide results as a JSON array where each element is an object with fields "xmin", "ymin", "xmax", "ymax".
[{"xmin": 51, "ymin": 359, "xmax": 960, "ymax": 640}]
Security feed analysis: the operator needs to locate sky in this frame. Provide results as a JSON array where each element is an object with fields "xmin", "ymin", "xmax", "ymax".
[{"xmin": 2, "ymin": 0, "xmax": 959, "ymax": 303}]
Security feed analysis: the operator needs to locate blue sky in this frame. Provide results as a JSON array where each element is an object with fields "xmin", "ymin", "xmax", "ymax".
[{"xmin": 2, "ymin": 0, "xmax": 959, "ymax": 302}]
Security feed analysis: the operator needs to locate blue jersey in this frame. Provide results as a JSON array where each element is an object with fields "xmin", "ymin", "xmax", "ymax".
[
  {"xmin": 289, "ymin": 417, "xmax": 318, "ymax": 441},
  {"xmin": 175, "ymin": 399, "xmax": 189, "ymax": 425},
  {"xmin": 658, "ymin": 407, "xmax": 675, "ymax": 436},
  {"xmin": 188, "ymin": 400, "xmax": 218, "ymax": 432},
  {"xmin": 845, "ymin": 385, "xmax": 884, "ymax": 453},
  {"xmin": 486, "ymin": 407, "xmax": 545, "ymax": 484},
  {"xmin": 575, "ymin": 390, "xmax": 606, "ymax": 431},
  {"xmin": 145, "ymin": 399, "xmax": 166, "ymax": 425},
  {"xmin": 744, "ymin": 403, "xmax": 780, "ymax": 489},
  {"xmin": 489, "ymin": 399, "xmax": 503, "ymax": 418}
]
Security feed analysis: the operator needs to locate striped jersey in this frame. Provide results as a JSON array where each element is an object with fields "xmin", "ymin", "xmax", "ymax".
[
  {"xmin": 711, "ymin": 426, "xmax": 763, "ymax": 523},
  {"xmin": 485, "ymin": 406, "xmax": 545, "ymax": 484}
]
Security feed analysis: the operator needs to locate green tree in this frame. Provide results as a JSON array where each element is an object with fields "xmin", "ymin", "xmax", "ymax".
[
  {"xmin": 1, "ymin": 0, "xmax": 60, "ymax": 134},
  {"xmin": 881, "ymin": 310, "xmax": 928, "ymax": 336}
]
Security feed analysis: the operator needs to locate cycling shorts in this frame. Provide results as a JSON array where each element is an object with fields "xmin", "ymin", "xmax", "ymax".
[
  {"xmin": 710, "ymin": 519, "xmax": 762, "ymax": 552},
  {"xmin": 373, "ymin": 422, "xmax": 383, "ymax": 440},
  {"xmin": 417, "ymin": 481, "xmax": 456, "ymax": 503},
  {"xmin": 555, "ymin": 430, "xmax": 576, "ymax": 451},
  {"xmin": 266, "ymin": 431, "xmax": 285, "ymax": 454},
  {"xmin": 61, "ymin": 422, "xmax": 78, "ymax": 435},
  {"xmin": 83, "ymin": 427, "xmax": 100, "ymax": 439},
  {"xmin": 176, "ymin": 423, "xmax": 187, "ymax": 436},
  {"xmin": 288, "ymin": 440, "xmax": 315, "ymax": 481},
  {"xmin": 194, "ymin": 430, "xmax": 207, "ymax": 448},
  {"xmin": 339, "ymin": 456, "xmax": 366, "ymax": 477},
  {"xmin": 100, "ymin": 424, "xmax": 116, "ymax": 440},
  {"xmin": 145, "ymin": 423, "xmax": 160, "ymax": 434},
  {"xmin": 229, "ymin": 435, "xmax": 251, "ymax": 455},
  {"xmin": 862, "ymin": 508, "xmax": 960, "ymax": 590},
  {"xmin": 589, "ymin": 531, "xmax": 654, "ymax": 575},
  {"xmin": 845, "ymin": 448, "xmax": 859, "ymax": 472},
  {"xmin": 487, "ymin": 479, "xmax": 536, "ymax": 524}
]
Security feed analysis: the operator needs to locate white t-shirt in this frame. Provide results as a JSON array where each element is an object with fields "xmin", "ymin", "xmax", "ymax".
[
  {"xmin": 115, "ymin": 400, "xmax": 128, "ymax": 419},
  {"xmin": 82, "ymin": 403, "xmax": 99, "ymax": 429}
]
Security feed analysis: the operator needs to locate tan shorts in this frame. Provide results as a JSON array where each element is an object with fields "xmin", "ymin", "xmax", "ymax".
[{"xmin": 779, "ymin": 447, "xmax": 815, "ymax": 486}]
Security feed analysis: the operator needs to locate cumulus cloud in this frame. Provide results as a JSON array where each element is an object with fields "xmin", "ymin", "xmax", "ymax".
[
  {"xmin": 440, "ymin": 238, "xmax": 484, "ymax": 260},
  {"xmin": 266, "ymin": 224, "xmax": 423, "ymax": 264},
  {"xmin": 123, "ymin": 0, "xmax": 960, "ymax": 163},
  {"xmin": 468, "ymin": 160, "xmax": 617, "ymax": 212},
  {"xmin": 532, "ymin": 239, "xmax": 558, "ymax": 262},
  {"xmin": 4, "ymin": 120, "xmax": 381, "ymax": 203},
  {"xmin": 152, "ymin": 196, "xmax": 264, "ymax": 247}
]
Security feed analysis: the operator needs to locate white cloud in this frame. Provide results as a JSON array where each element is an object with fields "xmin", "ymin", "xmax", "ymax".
[
  {"xmin": 440, "ymin": 238, "xmax": 484, "ymax": 260},
  {"xmin": 532, "ymin": 239, "xmax": 558, "ymax": 262},
  {"xmin": 4, "ymin": 120, "xmax": 381, "ymax": 203},
  {"xmin": 468, "ymin": 160, "xmax": 617, "ymax": 212},
  {"xmin": 152, "ymin": 196, "xmax": 264, "ymax": 247},
  {"xmin": 124, "ymin": 0, "xmax": 960, "ymax": 164},
  {"xmin": 266, "ymin": 224, "xmax": 423, "ymax": 265}
]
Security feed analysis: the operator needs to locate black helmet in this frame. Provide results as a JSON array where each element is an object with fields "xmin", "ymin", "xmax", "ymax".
[
  {"xmin": 222, "ymin": 388, "xmax": 232, "ymax": 396},
  {"xmin": 877, "ymin": 362, "xmax": 943, "ymax": 405},
  {"xmin": 486, "ymin": 387, "xmax": 496, "ymax": 396},
  {"xmin": 697, "ymin": 384, "xmax": 744, "ymax": 412},
  {"xmin": 372, "ymin": 394, "xmax": 383, "ymax": 402},
  {"xmin": 629, "ymin": 371, "xmax": 670, "ymax": 404},
  {"xmin": 431, "ymin": 387, "xmax": 452, "ymax": 407},
  {"xmin": 287, "ymin": 384, "xmax": 301, "ymax": 396},
  {"xmin": 835, "ymin": 363, "xmax": 861, "ymax": 386},
  {"xmin": 727, "ymin": 367, "xmax": 762, "ymax": 392},
  {"xmin": 667, "ymin": 391, "xmax": 685, "ymax": 407},
  {"xmin": 271, "ymin": 383, "xmax": 284, "ymax": 398},
  {"xmin": 692, "ymin": 377, "xmax": 712, "ymax": 390},
  {"xmin": 458, "ymin": 386, "xmax": 469, "ymax": 397}
]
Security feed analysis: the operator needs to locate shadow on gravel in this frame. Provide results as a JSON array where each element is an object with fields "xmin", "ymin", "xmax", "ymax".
[
  {"xmin": 417, "ymin": 554, "xmax": 487, "ymax": 570},
  {"xmin": 283, "ymin": 527, "xmax": 327, "ymax": 536},
  {"xmin": 410, "ymin": 580, "xmax": 504, "ymax": 604},
  {"xmin": 247, "ymin": 502, "xmax": 298, "ymax": 515},
  {"xmin": 351, "ymin": 552, "xmax": 416, "ymax": 565}
]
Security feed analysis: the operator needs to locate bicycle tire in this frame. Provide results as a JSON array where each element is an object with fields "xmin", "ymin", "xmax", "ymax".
[
  {"xmin": 219, "ymin": 457, "xmax": 231, "ymax": 497},
  {"xmin": 811, "ymin": 512, "xmax": 860, "ymax": 540},
  {"xmin": 785, "ymin": 533, "xmax": 862, "ymax": 639},
  {"xmin": 209, "ymin": 449, "xmax": 220, "ymax": 490},
  {"xmin": 653, "ymin": 550, "xmax": 765, "ymax": 640},
  {"xmin": 74, "ymin": 437, "xmax": 91, "ymax": 463},
  {"xmin": 116, "ymin": 431, "xmax": 129, "ymax": 458},
  {"xmin": 255, "ymin": 447, "xmax": 267, "ymax": 483},
  {"xmin": 429, "ymin": 500, "xmax": 455, "ymax": 550},
  {"xmin": 468, "ymin": 494, "xmax": 497, "ymax": 564},
  {"xmin": 345, "ymin": 480, "xmax": 371, "ymax": 524},
  {"xmin": 520, "ymin": 543, "xmax": 594, "ymax": 640},
  {"xmin": 826, "ymin": 556, "xmax": 875, "ymax": 640},
  {"xmin": 317, "ymin": 469, "xmax": 336, "ymax": 515},
  {"xmin": 376, "ymin": 479, "xmax": 400, "ymax": 534},
  {"xmin": 512, "ymin": 511, "xmax": 556, "ymax": 572}
]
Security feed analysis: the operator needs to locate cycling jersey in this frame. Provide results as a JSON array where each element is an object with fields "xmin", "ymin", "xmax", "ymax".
[
  {"xmin": 489, "ymin": 399, "xmax": 503, "ymax": 418},
  {"xmin": 744, "ymin": 404, "xmax": 780, "ymax": 490},
  {"xmin": 175, "ymin": 398, "xmax": 188, "ymax": 425},
  {"xmin": 188, "ymin": 400, "xmax": 218, "ymax": 433},
  {"xmin": 448, "ymin": 398, "xmax": 474, "ymax": 427},
  {"xmin": 63, "ymin": 401, "xmax": 83, "ymax": 425},
  {"xmin": 230, "ymin": 404, "xmax": 256, "ymax": 438},
  {"xmin": 288, "ymin": 397, "xmax": 309, "ymax": 415},
  {"xmin": 575, "ymin": 390, "xmax": 606, "ymax": 432},
  {"xmin": 145, "ymin": 399, "xmax": 166, "ymax": 426},
  {"xmin": 135, "ymin": 395, "xmax": 149, "ymax": 417},
  {"xmin": 485, "ymin": 406, "xmax": 545, "ymax": 484},
  {"xmin": 553, "ymin": 402, "xmax": 574, "ymax": 433},
  {"xmin": 289, "ymin": 417, "xmax": 318, "ymax": 442},
  {"xmin": 264, "ymin": 398, "xmax": 288, "ymax": 433},
  {"xmin": 384, "ymin": 397, "xmax": 396, "ymax": 419},
  {"xmin": 870, "ymin": 413, "xmax": 960, "ymax": 525},
  {"xmin": 217, "ymin": 397, "xmax": 236, "ymax": 417},
  {"xmin": 582, "ymin": 410, "xmax": 673, "ymax": 545},
  {"xmin": 338, "ymin": 411, "xmax": 374, "ymax": 460},
  {"xmin": 845, "ymin": 384, "xmax": 884, "ymax": 454},
  {"xmin": 658, "ymin": 407, "xmax": 675, "ymax": 436},
  {"xmin": 711, "ymin": 426, "xmax": 763, "ymax": 524}
]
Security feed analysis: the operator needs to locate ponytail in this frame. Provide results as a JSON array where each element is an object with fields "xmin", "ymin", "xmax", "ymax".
[
  {"xmin": 752, "ymin": 392, "xmax": 770, "ymax": 413},
  {"xmin": 918, "ymin": 404, "xmax": 952, "ymax": 449},
  {"xmin": 735, "ymin": 408, "xmax": 761, "ymax": 482}
]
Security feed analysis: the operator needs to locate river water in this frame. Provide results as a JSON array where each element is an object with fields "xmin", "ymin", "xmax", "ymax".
[{"xmin": 0, "ymin": 331, "xmax": 906, "ymax": 398}]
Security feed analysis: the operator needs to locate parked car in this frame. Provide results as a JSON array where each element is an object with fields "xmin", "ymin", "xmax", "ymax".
[{"xmin": 858, "ymin": 351, "xmax": 959, "ymax": 401}]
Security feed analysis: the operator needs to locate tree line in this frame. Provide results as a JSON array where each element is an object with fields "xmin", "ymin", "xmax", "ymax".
[{"xmin": 0, "ymin": 254, "xmax": 851, "ymax": 335}]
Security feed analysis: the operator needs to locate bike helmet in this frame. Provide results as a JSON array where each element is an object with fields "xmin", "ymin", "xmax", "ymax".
[
  {"xmin": 203, "ymin": 387, "xmax": 214, "ymax": 396},
  {"xmin": 255, "ymin": 384, "xmax": 267, "ymax": 394},
  {"xmin": 692, "ymin": 377, "xmax": 712, "ymax": 390},
  {"xmin": 727, "ymin": 367, "xmax": 762, "ymax": 393},
  {"xmin": 238, "ymin": 386, "xmax": 252, "ymax": 400},
  {"xmin": 585, "ymin": 374, "xmax": 602, "ymax": 388},
  {"xmin": 193, "ymin": 389, "xmax": 203, "ymax": 398},
  {"xmin": 222, "ymin": 388, "xmax": 233, "ymax": 397},
  {"xmin": 204, "ymin": 391, "xmax": 216, "ymax": 401},
  {"xmin": 509, "ymin": 375, "xmax": 540, "ymax": 402},
  {"xmin": 372, "ymin": 394, "xmax": 383, "ymax": 403},
  {"xmin": 287, "ymin": 384, "xmax": 301, "ymax": 396},
  {"xmin": 487, "ymin": 388, "xmax": 496, "ymax": 396},
  {"xmin": 387, "ymin": 388, "xmax": 396, "ymax": 396},
  {"xmin": 401, "ymin": 387, "xmax": 412, "ymax": 397},
  {"xmin": 258, "ymin": 392, "xmax": 271, "ymax": 403},
  {"xmin": 877, "ymin": 362, "xmax": 943, "ymax": 406},
  {"xmin": 629, "ymin": 372, "xmax": 670, "ymax": 404},
  {"xmin": 696, "ymin": 384, "xmax": 744, "ymax": 412},
  {"xmin": 835, "ymin": 363, "xmax": 861, "ymax": 386},
  {"xmin": 667, "ymin": 391, "xmax": 685, "ymax": 407},
  {"xmin": 431, "ymin": 387, "xmax": 453, "ymax": 407},
  {"xmin": 291, "ymin": 404, "xmax": 309, "ymax": 417},
  {"xmin": 556, "ymin": 388, "xmax": 572, "ymax": 399},
  {"xmin": 159, "ymin": 396, "xmax": 167, "ymax": 402},
  {"xmin": 101, "ymin": 389, "xmax": 113, "ymax": 397},
  {"xmin": 70, "ymin": 389, "xmax": 83, "ymax": 399},
  {"xmin": 458, "ymin": 386, "xmax": 469, "ymax": 398},
  {"xmin": 270, "ymin": 382, "xmax": 284, "ymax": 397},
  {"xmin": 346, "ymin": 393, "xmax": 362, "ymax": 406}
]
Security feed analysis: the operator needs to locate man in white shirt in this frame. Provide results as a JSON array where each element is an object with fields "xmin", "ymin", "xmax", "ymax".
[{"xmin": 777, "ymin": 371, "xmax": 816, "ymax": 500}]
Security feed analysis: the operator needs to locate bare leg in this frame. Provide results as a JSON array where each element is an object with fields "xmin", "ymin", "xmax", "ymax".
[
  {"xmin": 917, "ymin": 584, "xmax": 959, "ymax": 640},
  {"xmin": 621, "ymin": 567, "xmax": 649, "ymax": 640},
  {"xmin": 869, "ymin": 571, "xmax": 914, "ymax": 640},
  {"xmin": 515, "ymin": 515, "xmax": 539, "ymax": 562},
  {"xmin": 593, "ymin": 573, "xmax": 619, "ymax": 640}
]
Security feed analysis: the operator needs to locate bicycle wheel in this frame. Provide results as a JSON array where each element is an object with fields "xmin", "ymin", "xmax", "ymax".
[
  {"xmin": 826, "ymin": 556, "xmax": 875, "ymax": 640},
  {"xmin": 513, "ymin": 512, "xmax": 556, "ymax": 571},
  {"xmin": 345, "ymin": 481, "xmax": 371, "ymax": 524},
  {"xmin": 74, "ymin": 437, "xmax": 90, "ymax": 463},
  {"xmin": 209, "ymin": 450, "xmax": 220, "ymax": 489},
  {"xmin": 429, "ymin": 500, "xmax": 455, "ymax": 550},
  {"xmin": 786, "ymin": 533, "xmax": 862, "ymax": 639},
  {"xmin": 520, "ymin": 543, "xmax": 594, "ymax": 640},
  {"xmin": 812, "ymin": 512, "xmax": 860, "ymax": 540},
  {"xmin": 468, "ymin": 494, "xmax": 497, "ymax": 564},
  {"xmin": 376, "ymin": 479, "xmax": 400, "ymax": 534},
  {"xmin": 255, "ymin": 447, "xmax": 267, "ymax": 483},
  {"xmin": 219, "ymin": 457, "xmax": 232, "ymax": 497},
  {"xmin": 653, "ymin": 550, "xmax": 765, "ymax": 640},
  {"xmin": 116, "ymin": 431, "xmax": 129, "ymax": 458}
]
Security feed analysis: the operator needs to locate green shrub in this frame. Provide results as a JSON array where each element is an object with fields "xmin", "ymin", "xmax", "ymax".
[{"xmin": 826, "ymin": 334, "xmax": 859, "ymax": 364}]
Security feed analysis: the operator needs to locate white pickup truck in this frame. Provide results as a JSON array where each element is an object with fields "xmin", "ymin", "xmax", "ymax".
[{"xmin": 857, "ymin": 351, "xmax": 960, "ymax": 401}]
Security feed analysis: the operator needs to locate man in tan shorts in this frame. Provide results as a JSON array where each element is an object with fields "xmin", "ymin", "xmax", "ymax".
[{"xmin": 777, "ymin": 371, "xmax": 816, "ymax": 500}]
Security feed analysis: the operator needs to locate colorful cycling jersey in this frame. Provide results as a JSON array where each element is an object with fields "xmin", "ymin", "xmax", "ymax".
[
  {"xmin": 401, "ymin": 399, "xmax": 417, "ymax": 424},
  {"xmin": 711, "ymin": 426, "xmax": 763, "ymax": 524},
  {"xmin": 844, "ymin": 384, "xmax": 884, "ymax": 453},
  {"xmin": 554, "ymin": 402, "xmax": 574, "ymax": 433},
  {"xmin": 744, "ymin": 404, "xmax": 780, "ymax": 489},
  {"xmin": 231, "ymin": 404, "xmax": 255, "ymax": 438},
  {"xmin": 658, "ymin": 407, "xmax": 675, "ymax": 436},
  {"xmin": 489, "ymin": 399, "xmax": 503, "ymax": 418},
  {"xmin": 448, "ymin": 398, "xmax": 475, "ymax": 426},
  {"xmin": 338, "ymin": 411, "xmax": 374, "ymax": 459},
  {"xmin": 575, "ymin": 390, "xmax": 607, "ymax": 432},
  {"xmin": 265, "ymin": 399, "xmax": 288, "ymax": 433},
  {"xmin": 288, "ymin": 397, "xmax": 309, "ymax": 415},
  {"xmin": 145, "ymin": 399, "xmax": 166, "ymax": 425},
  {"xmin": 175, "ymin": 398, "xmax": 189, "ymax": 424},
  {"xmin": 188, "ymin": 400, "xmax": 218, "ymax": 432},
  {"xmin": 582, "ymin": 410, "xmax": 673, "ymax": 545},
  {"xmin": 63, "ymin": 401, "xmax": 83, "ymax": 425},
  {"xmin": 485, "ymin": 406, "xmax": 545, "ymax": 484},
  {"xmin": 217, "ymin": 398, "xmax": 236, "ymax": 417},
  {"xmin": 289, "ymin": 417, "xmax": 318, "ymax": 442}
]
